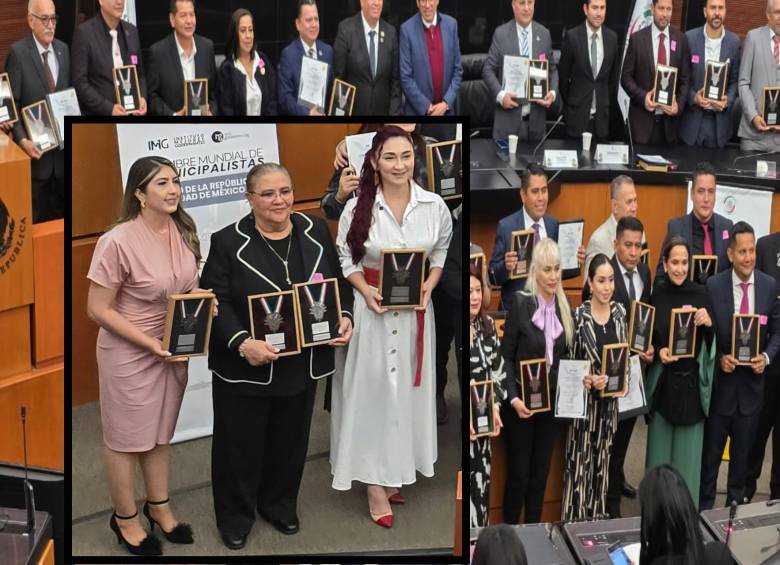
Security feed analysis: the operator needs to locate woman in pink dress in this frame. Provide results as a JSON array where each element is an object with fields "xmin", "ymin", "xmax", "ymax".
[{"xmin": 87, "ymin": 156, "xmax": 203, "ymax": 556}]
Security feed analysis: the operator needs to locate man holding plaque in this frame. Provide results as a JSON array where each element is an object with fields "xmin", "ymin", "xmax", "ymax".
[
  {"xmin": 679, "ymin": 0, "xmax": 740, "ymax": 148},
  {"xmin": 399, "ymin": 0, "xmax": 463, "ymax": 116},
  {"xmin": 700, "ymin": 221, "xmax": 780, "ymax": 510},
  {"xmin": 620, "ymin": 0, "xmax": 690, "ymax": 144},
  {"xmin": 278, "ymin": 0, "xmax": 334, "ymax": 116},
  {"xmin": 5, "ymin": 0, "xmax": 69, "ymax": 222},
  {"xmin": 737, "ymin": 0, "xmax": 780, "ymax": 151},
  {"xmin": 146, "ymin": 0, "xmax": 217, "ymax": 116},
  {"xmin": 482, "ymin": 0, "xmax": 560, "ymax": 142},
  {"xmin": 71, "ymin": 0, "xmax": 147, "ymax": 115}
]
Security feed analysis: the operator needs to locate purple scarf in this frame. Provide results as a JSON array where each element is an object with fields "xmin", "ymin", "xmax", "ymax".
[{"xmin": 532, "ymin": 293, "xmax": 563, "ymax": 367}]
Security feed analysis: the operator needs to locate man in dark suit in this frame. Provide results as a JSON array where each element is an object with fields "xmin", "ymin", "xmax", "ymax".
[
  {"xmin": 679, "ymin": 0, "xmax": 740, "ymax": 148},
  {"xmin": 489, "ymin": 162, "xmax": 584, "ymax": 310},
  {"xmin": 333, "ymin": 0, "xmax": 401, "ymax": 115},
  {"xmin": 71, "ymin": 0, "xmax": 147, "ymax": 116},
  {"xmin": 146, "ymin": 0, "xmax": 217, "ymax": 116},
  {"xmin": 745, "ymin": 230, "xmax": 780, "ymax": 502},
  {"xmin": 620, "ymin": 0, "xmax": 690, "ymax": 144},
  {"xmin": 558, "ymin": 0, "xmax": 619, "ymax": 141},
  {"xmin": 700, "ymin": 222, "xmax": 780, "ymax": 509},
  {"xmin": 656, "ymin": 162, "xmax": 733, "ymax": 282},
  {"xmin": 5, "ymin": 0, "xmax": 69, "ymax": 222},
  {"xmin": 278, "ymin": 0, "xmax": 334, "ymax": 116}
]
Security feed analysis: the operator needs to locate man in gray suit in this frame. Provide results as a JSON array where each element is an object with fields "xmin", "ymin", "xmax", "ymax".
[
  {"xmin": 737, "ymin": 0, "xmax": 780, "ymax": 151},
  {"xmin": 5, "ymin": 0, "xmax": 68, "ymax": 222},
  {"xmin": 679, "ymin": 0, "xmax": 741, "ymax": 148},
  {"xmin": 483, "ymin": 0, "xmax": 559, "ymax": 142}
]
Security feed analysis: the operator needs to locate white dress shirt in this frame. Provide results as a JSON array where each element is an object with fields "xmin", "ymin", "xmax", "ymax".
[
  {"xmin": 422, "ymin": 12, "xmax": 438, "ymax": 29},
  {"xmin": 616, "ymin": 258, "xmax": 644, "ymax": 301},
  {"xmin": 175, "ymin": 32, "xmax": 197, "ymax": 81},
  {"xmin": 33, "ymin": 34, "xmax": 58, "ymax": 86},
  {"xmin": 522, "ymin": 206, "xmax": 548, "ymax": 241},
  {"xmin": 732, "ymin": 270, "xmax": 755, "ymax": 315},
  {"xmin": 361, "ymin": 13, "xmax": 380, "ymax": 75},
  {"xmin": 771, "ymin": 28, "xmax": 780, "ymax": 66},
  {"xmin": 301, "ymin": 38, "xmax": 317, "ymax": 59},
  {"xmin": 703, "ymin": 25, "xmax": 723, "ymax": 64},
  {"xmin": 233, "ymin": 52, "xmax": 263, "ymax": 116}
]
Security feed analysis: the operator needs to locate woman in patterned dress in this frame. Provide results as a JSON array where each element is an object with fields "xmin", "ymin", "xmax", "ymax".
[{"xmin": 469, "ymin": 263, "xmax": 506, "ymax": 528}]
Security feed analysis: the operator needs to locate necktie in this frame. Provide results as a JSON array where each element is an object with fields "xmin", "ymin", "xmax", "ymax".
[
  {"xmin": 701, "ymin": 222, "xmax": 713, "ymax": 255},
  {"xmin": 307, "ymin": 47, "xmax": 314, "ymax": 59},
  {"xmin": 42, "ymin": 50, "xmax": 55, "ymax": 92},
  {"xmin": 368, "ymin": 30, "xmax": 377, "ymax": 79},
  {"xmin": 658, "ymin": 32, "xmax": 667, "ymax": 65},
  {"xmin": 590, "ymin": 33, "xmax": 598, "ymax": 77},
  {"xmin": 532, "ymin": 222, "xmax": 541, "ymax": 244},
  {"xmin": 739, "ymin": 281, "xmax": 750, "ymax": 314},
  {"xmin": 520, "ymin": 29, "xmax": 529, "ymax": 58},
  {"xmin": 109, "ymin": 29, "xmax": 123, "ymax": 68},
  {"xmin": 626, "ymin": 270, "xmax": 636, "ymax": 301},
  {"xmin": 774, "ymin": 35, "xmax": 780, "ymax": 66}
]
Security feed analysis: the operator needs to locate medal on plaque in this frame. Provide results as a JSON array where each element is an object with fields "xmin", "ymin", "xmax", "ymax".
[
  {"xmin": 389, "ymin": 252, "xmax": 415, "ymax": 304},
  {"xmin": 187, "ymin": 80, "xmax": 204, "ymax": 116},
  {"xmin": 704, "ymin": 60, "xmax": 727, "ymax": 102},
  {"xmin": 473, "ymin": 383, "xmax": 490, "ymax": 434},
  {"xmin": 434, "ymin": 144, "xmax": 458, "ymax": 196},
  {"xmin": 675, "ymin": 311, "xmax": 693, "ymax": 356},
  {"xmin": 697, "ymin": 258, "xmax": 712, "ymax": 283},
  {"xmin": 0, "ymin": 73, "xmax": 17, "ymax": 124},
  {"xmin": 734, "ymin": 315, "xmax": 758, "ymax": 364},
  {"xmin": 513, "ymin": 231, "xmax": 533, "ymax": 278},
  {"xmin": 336, "ymin": 82, "xmax": 348, "ymax": 116},
  {"xmin": 526, "ymin": 363, "xmax": 543, "ymax": 409},
  {"xmin": 653, "ymin": 65, "xmax": 677, "ymax": 106},
  {"xmin": 765, "ymin": 88, "xmax": 780, "ymax": 126},
  {"xmin": 633, "ymin": 304, "xmax": 651, "ymax": 352},
  {"xmin": 607, "ymin": 348, "xmax": 624, "ymax": 391},
  {"xmin": 260, "ymin": 294, "xmax": 286, "ymax": 349},
  {"xmin": 303, "ymin": 282, "xmax": 330, "ymax": 341},
  {"xmin": 26, "ymin": 104, "xmax": 52, "ymax": 151},
  {"xmin": 118, "ymin": 67, "xmax": 135, "ymax": 110},
  {"xmin": 528, "ymin": 59, "xmax": 548, "ymax": 101},
  {"xmin": 329, "ymin": 79, "xmax": 355, "ymax": 116},
  {"xmin": 177, "ymin": 298, "xmax": 205, "ymax": 352}
]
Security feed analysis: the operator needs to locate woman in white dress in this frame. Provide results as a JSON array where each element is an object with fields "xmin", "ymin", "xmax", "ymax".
[{"xmin": 332, "ymin": 125, "xmax": 453, "ymax": 527}]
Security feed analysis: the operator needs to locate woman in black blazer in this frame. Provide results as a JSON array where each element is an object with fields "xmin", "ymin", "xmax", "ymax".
[
  {"xmin": 200, "ymin": 163, "xmax": 353, "ymax": 549},
  {"xmin": 217, "ymin": 8, "xmax": 278, "ymax": 116},
  {"xmin": 500, "ymin": 238, "xmax": 575, "ymax": 524}
]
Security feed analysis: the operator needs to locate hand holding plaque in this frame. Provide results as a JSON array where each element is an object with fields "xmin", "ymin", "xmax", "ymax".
[
  {"xmin": 0, "ymin": 73, "xmax": 18, "ymax": 125},
  {"xmin": 600, "ymin": 343, "xmax": 629, "ymax": 397},
  {"xmin": 425, "ymin": 140, "xmax": 462, "ymax": 200},
  {"xmin": 690, "ymin": 255, "xmax": 718, "ymax": 284},
  {"xmin": 471, "ymin": 380, "xmax": 497, "ymax": 437},
  {"xmin": 629, "ymin": 301, "xmax": 655, "ymax": 354},
  {"xmin": 669, "ymin": 307, "xmax": 697, "ymax": 359},
  {"xmin": 527, "ymin": 59, "xmax": 549, "ymax": 101},
  {"xmin": 21, "ymin": 100, "xmax": 59, "ymax": 154},
  {"xmin": 293, "ymin": 278, "xmax": 342, "ymax": 347},
  {"xmin": 732, "ymin": 314, "xmax": 760, "ymax": 365},
  {"xmin": 379, "ymin": 248, "xmax": 425, "ymax": 308},
  {"xmin": 703, "ymin": 60, "xmax": 728, "ymax": 102},
  {"xmin": 519, "ymin": 358, "xmax": 550, "ymax": 414},
  {"xmin": 509, "ymin": 229, "xmax": 535, "ymax": 279},
  {"xmin": 248, "ymin": 290, "xmax": 301, "ymax": 356},
  {"xmin": 162, "ymin": 292, "xmax": 216, "ymax": 358},
  {"xmin": 184, "ymin": 79, "xmax": 208, "ymax": 116},
  {"xmin": 653, "ymin": 64, "xmax": 678, "ymax": 107},
  {"xmin": 113, "ymin": 65, "xmax": 141, "ymax": 112},
  {"xmin": 328, "ymin": 79, "xmax": 356, "ymax": 116},
  {"xmin": 763, "ymin": 87, "xmax": 780, "ymax": 127}
]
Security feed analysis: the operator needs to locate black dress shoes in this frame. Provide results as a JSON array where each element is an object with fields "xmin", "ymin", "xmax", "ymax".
[
  {"xmin": 621, "ymin": 481, "xmax": 637, "ymax": 498},
  {"xmin": 220, "ymin": 530, "xmax": 247, "ymax": 550},
  {"xmin": 258, "ymin": 508, "xmax": 299, "ymax": 535}
]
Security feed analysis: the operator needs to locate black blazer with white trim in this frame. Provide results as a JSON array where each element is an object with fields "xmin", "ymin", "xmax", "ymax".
[{"xmin": 200, "ymin": 211, "xmax": 353, "ymax": 396}]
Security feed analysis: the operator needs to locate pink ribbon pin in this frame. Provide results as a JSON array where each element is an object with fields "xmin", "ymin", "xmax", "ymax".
[
  {"xmin": 311, "ymin": 272, "xmax": 324, "ymax": 282},
  {"xmin": 130, "ymin": 54, "xmax": 138, "ymax": 65},
  {"xmin": 691, "ymin": 55, "xmax": 699, "ymax": 64},
  {"xmin": 539, "ymin": 53, "xmax": 546, "ymax": 61},
  {"xmin": 671, "ymin": 40, "xmax": 677, "ymax": 52},
  {"xmin": 761, "ymin": 315, "xmax": 768, "ymax": 325},
  {"xmin": 722, "ymin": 230, "xmax": 729, "ymax": 240}
]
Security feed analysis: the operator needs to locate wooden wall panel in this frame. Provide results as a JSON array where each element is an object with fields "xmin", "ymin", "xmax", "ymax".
[
  {"xmin": 0, "ymin": 363, "xmax": 64, "ymax": 472},
  {"xmin": 32, "ymin": 220, "xmax": 64, "ymax": 364},
  {"xmin": 0, "ymin": 2, "xmax": 29, "ymax": 76},
  {"xmin": 71, "ymin": 237, "xmax": 99, "ymax": 407},
  {"xmin": 0, "ymin": 306, "xmax": 31, "ymax": 380}
]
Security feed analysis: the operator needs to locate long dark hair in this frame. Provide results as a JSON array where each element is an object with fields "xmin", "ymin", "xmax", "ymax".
[
  {"xmin": 472, "ymin": 524, "xmax": 529, "ymax": 565},
  {"xmin": 639, "ymin": 464, "xmax": 704, "ymax": 565},
  {"xmin": 470, "ymin": 263, "xmax": 493, "ymax": 337},
  {"xmin": 225, "ymin": 8, "xmax": 253, "ymax": 62},
  {"xmin": 346, "ymin": 125, "xmax": 415, "ymax": 265},
  {"xmin": 111, "ymin": 156, "xmax": 201, "ymax": 263}
]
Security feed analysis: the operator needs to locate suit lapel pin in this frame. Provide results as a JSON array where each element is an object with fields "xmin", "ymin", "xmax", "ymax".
[
  {"xmin": 776, "ymin": 253, "xmax": 780, "ymax": 268},
  {"xmin": 380, "ymin": 30, "xmax": 385, "ymax": 43},
  {"xmin": 318, "ymin": 49, "xmax": 323, "ymax": 57}
]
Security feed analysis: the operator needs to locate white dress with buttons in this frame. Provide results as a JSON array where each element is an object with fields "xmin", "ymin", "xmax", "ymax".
[{"xmin": 331, "ymin": 181, "xmax": 453, "ymax": 490}]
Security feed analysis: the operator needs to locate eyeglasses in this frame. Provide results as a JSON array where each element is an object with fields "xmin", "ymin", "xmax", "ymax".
[
  {"xmin": 30, "ymin": 12, "xmax": 58, "ymax": 26},
  {"xmin": 246, "ymin": 187, "xmax": 294, "ymax": 201}
]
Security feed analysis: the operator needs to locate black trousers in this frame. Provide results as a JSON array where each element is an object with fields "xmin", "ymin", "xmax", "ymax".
[
  {"xmin": 32, "ymin": 175, "xmax": 64, "ymax": 224},
  {"xmin": 433, "ymin": 287, "xmax": 456, "ymax": 397},
  {"xmin": 606, "ymin": 415, "xmax": 636, "ymax": 517},
  {"xmin": 745, "ymin": 369, "xmax": 780, "ymax": 501},
  {"xmin": 211, "ymin": 378, "xmax": 317, "ymax": 536},
  {"xmin": 500, "ymin": 402, "xmax": 560, "ymax": 524},
  {"xmin": 700, "ymin": 407, "xmax": 760, "ymax": 510}
]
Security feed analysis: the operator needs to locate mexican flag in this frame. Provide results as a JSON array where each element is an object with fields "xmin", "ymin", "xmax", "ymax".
[{"xmin": 618, "ymin": 0, "xmax": 654, "ymax": 120}]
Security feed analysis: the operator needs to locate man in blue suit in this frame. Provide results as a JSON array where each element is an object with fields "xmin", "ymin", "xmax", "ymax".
[
  {"xmin": 399, "ymin": 0, "xmax": 462, "ymax": 116},
  {"xmin": 700, "ymin": 221, "xmax": 780, "ymax": 509},
  {"xmin": 656, "ymin": 162, "xmax": 732, "ymax": 283},
  {"xmin": 278, "ymin": 0, "xmax": 333, "ymax": 116},
  {"xmin": 679, "ymin": 0, "xmax": 741, "ymax": 147},
  {"xmin": 489, "ymin": 163, "xmax": 584, "ymax": 310}
]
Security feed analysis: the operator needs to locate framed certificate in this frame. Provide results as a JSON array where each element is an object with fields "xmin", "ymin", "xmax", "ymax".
[
  {"xmin": 669, "ymin": 307, "xmax": 698, "ymax": 359},
  {"xmin": 762, "ymin": 86, "xmax": 780, "ymax": 126},
  {"xmin": 732, "ymin": 314, "xmax": 760, "ymax": 366},
  {"xmin": 184, "ymin": 78, "xmax": 208, "ymax": 116},
  {"xmin": 247, "ymin": 290, "xmax": 301, "ymax": 357},
  {"xmin": 629, "ymin": 300, "xmax": 655, "ymax": 355},
  {"xmin": 298, "ymin": 57, "xmax": 329, "ymax": 110},
  {"xmin": 379, "ymin": 248, "xmax": 425, "ymax": 309},
  {"xmin": 292, "ymin": 278, "xmax": 342, "ymax": 347},
  {"xmin": 509, "ymin": 228, "xmax": 535, "ymax": 279},
  {"xmin": 46, "ymin": 87, "xmax": 80, "ymax": 149},
  {"xmin": 162, "ymin": 292, "xmax": 216, "ymax": 358},
  {"xmin": 703, "ymin": 60, "xmax": 728, "ymax": 102},
  {"xmin": 652, "ymin": 64, "xmax": 678, "ymax": 107},
  {"xmin": 345, "ymin": 131, "xmax": 376, "ymax": 177},
  {"xmin": 640, "ymin": 247, "xmax": 650, "ymax": 267},
  {"xmin": 470, "ymin": 252, "xmax": 487, "ymax": 284},
  {"xmin": 501, "ymin": 54, "xmax": 528, "ymax": 100},
  {"xmin": 425, "ymin": 140, "xmax": 462, "ymax": 200},
  {"xmin": 690, "ymin": 254, "xmax": 718, "ymax": 284},
  {"xmin": 328, "ymin": 78, "xmax": 356, "ymax": 116},
  {"xmin": 21, "ymin": 100, "xmax": 59, "ymax": 154},
  {"xmin": 470, "ymin": 380, "xmax": 496, "ymax": 438},
  {"xmin": 527, "ymin": 59, "xmax": 549, "ymax": 101},
  {"xmin": 0, "ymin": 73, "xmax": 18, "ymax": 125},
  {"xmin": 113, "ymin": 64, "xmax": 141, "ymax": 112},
  {"xmin": 600, "ymin": 343, "xmax": 629, "ymax": 398},
  {"xmin": 519, "ymin": 358, "xmax": 550, "ymax": 414}
]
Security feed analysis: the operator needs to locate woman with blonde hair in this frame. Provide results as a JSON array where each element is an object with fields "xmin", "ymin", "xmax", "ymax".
[{"xmin": 499, "ymin": 238, "xmax": 574, "ymax": 524}]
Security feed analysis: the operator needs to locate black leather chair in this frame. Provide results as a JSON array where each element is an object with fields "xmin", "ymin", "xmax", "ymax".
[{"xmin": 457, "ymin": 53, "xmax": 493, "ymax": 137}]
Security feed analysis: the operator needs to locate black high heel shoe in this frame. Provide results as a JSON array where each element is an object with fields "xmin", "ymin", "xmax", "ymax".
[
  {"xmin": 109, "ymin": 511, "xmax": 162, "ymax": 556},
  {"xmin": 143, "ymin": 498, "xmax": 194, "ymax": 544}
]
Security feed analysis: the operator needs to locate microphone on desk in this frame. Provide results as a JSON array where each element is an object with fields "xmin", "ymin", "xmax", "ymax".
[
  {"xmin": 531, "ymin": 115, "xmax": 564, "ymax": 162},
  {"xmin": 725, "ymin": 500, "xmax": 738, "ymax": 547},
  {"xmin": 623, "ymin": 97, "xmax": 636, "ymax": 166},
  {"xmin": 21, "ymin": 406, "xmax": 36, "ymax": 535},
  {"xmin": 729, "ymin": 151, "xmax": 780, "ymax": 173}
]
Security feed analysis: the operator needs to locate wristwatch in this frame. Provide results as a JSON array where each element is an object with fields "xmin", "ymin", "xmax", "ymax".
[{"xmin": 238, "ymin": 338, "xmax": 251, "ymax": 358}]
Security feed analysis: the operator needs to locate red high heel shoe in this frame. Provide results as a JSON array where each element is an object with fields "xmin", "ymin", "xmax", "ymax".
[
  {"xmin": 368, "ymin": 486, "xmax": 394, "ymax": 528},
  {"xmin": 386, "ymin": 487, "xmax": 405, "ymax": 505}
]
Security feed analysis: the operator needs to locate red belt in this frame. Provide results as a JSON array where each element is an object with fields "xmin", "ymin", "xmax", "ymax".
[{"xmin": 364, "ymin": 268, "xmax": 424, "ymax": 386}]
